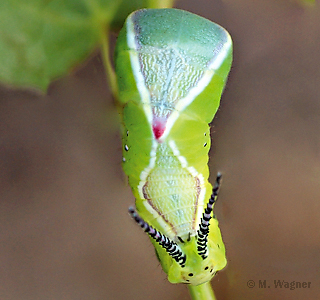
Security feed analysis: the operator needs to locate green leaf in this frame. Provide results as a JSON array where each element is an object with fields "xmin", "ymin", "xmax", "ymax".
[{"xmin": 0, "ymin": 0, "xmax": 171, "ymax": 91}]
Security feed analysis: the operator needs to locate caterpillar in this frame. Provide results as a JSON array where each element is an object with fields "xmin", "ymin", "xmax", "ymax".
[{"xmin": 114, "ymin": 8, "xmax": 232, "ymax": 285}]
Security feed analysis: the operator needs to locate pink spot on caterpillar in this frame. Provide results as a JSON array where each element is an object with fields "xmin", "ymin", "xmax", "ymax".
[{"xmin": 152, "ymin": 116, "xmax": 166, "ymax": 140}]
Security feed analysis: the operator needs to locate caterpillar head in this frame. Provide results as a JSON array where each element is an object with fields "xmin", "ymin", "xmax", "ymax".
[{"xmin": 165, "ymin": 233, "xmax": 226, "ymax": 285}]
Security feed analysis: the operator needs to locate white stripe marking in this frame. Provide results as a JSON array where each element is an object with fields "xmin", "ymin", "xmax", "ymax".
[{"xmin": 126, "ymin": 16, "xmax": 153, "ymax": 126}]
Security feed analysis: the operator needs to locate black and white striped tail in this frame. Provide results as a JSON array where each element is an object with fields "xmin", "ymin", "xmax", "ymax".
[
  {"xmin": 129, "ymin": 207, "xmax": 187, "ymax": 267},
  {"xmin": 197, "ymin": 172, "xmax": 222, "ymax": 259}
]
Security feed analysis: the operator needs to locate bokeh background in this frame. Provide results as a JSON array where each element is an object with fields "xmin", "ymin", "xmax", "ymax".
[{"xmin": 1, "ymin": 0, "xmax": 319, "ymax": 299}]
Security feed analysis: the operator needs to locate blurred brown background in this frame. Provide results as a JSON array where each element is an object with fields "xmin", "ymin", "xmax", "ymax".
[{"xmin": 1, "ymin": 0, "xmax": 319, "ymax": 299}]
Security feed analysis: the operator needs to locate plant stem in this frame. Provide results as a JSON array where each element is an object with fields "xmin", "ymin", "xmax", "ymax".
[
  {"xmin": 188, "ymin": 282, "xmax": 217, "ymax": 300},
  {"xmin": 100, "ymin": 28, "xmax": 118, "ymax": 100},
  {"xmin": 147, "ymin": 0, "xmax": 175, "ymax": 8}
]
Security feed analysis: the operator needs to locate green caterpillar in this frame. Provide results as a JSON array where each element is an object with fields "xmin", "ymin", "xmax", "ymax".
[{"xmin": 115, "ymin": 8, "xmax": 232, "ymax": 285}]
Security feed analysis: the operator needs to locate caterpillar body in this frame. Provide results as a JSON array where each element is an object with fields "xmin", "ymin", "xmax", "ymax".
[{"xmin": 115, "ymin": 8, "xmax": 232, "ymax": 285}]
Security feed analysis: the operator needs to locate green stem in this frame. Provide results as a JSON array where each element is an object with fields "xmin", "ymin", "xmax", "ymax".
[
  {"xmin": 100, "ymin": 28, "xmax": 119, "ymax": 100},
  {"xmin": 147, "ymin": 0, "xmax": 175, "ymax": 8},
  {"xmin": 188, "ymin": 282, "xmax": 217, "ymax": 300}
]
